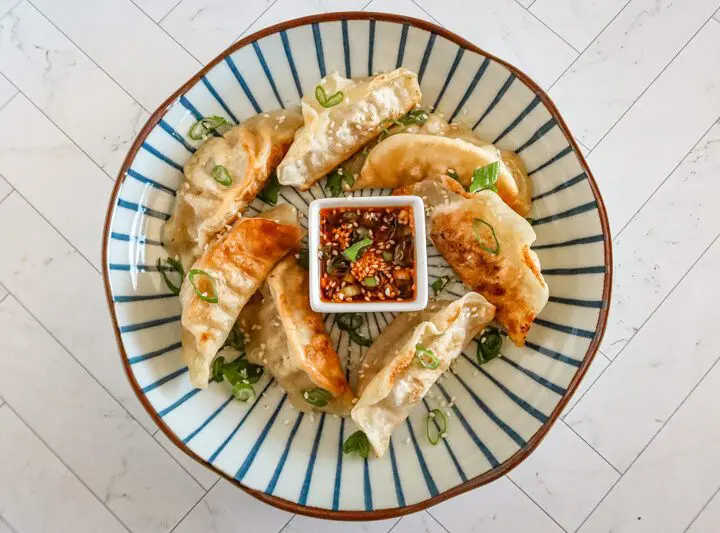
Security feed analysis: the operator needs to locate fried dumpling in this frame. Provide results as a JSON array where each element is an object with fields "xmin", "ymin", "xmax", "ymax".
[
  {"xmin": 240, "ymin": 257, "xmax": 353, "ymax": 414},
  {"xmin": 403, "ymin": 178, "xmax": 548, "ymax": 346},
  {"xmin": 181, "ymin": 204, "xmax": 303, "ymax": 388},
  {"xmin": 163, "ymin": 108, "xmax": 303, "ymax": 267},
  {"xmin": 276, "ymin": 69, "xmax": 422, "ymax": 191},
  {"xmin": 351, "ymin": 293, "xmax": 495, "ymax": 457}
]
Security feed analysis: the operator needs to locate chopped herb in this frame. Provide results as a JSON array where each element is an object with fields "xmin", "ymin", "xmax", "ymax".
[
  {"xmin": 222, "ymin": 358, "xmax": 264, "ymax": 386},
  {"xmin": 298, "ymin": 249, "xmax": 309, "ymax": 269},
  {"xmin": 431, "ymin": 275, "xmax": 451, "ymax": 297},
  {"xmin": 212, "ymin": 165, "xmax": 233, "ymax": 186},
  {"xmin": 399, "ymin": 108, "xmax": 429, "ymax": 126},
  {"xmin": 469, "ymin": 161, "xmax": 500, "ymax": 193},
  {"xmin": 343, "ymin": 238, "xmax": 373, "ymax": 262},
  {"xmin": 325, "ymin": 167, "xmax": 354, "ymax": 197},
  {"xmin": 232, "ymin": 382, "xmax": 255, "ymax": 402},
  {"xmin": 303, "ymin": 387, "xmax": 332, "ymax": 408},
  {"xmin": 343, "ymin": 430, "xmax": 371, "ymax": 458},
  {"xmin": 472, "ymin": 218, "xmax": 500, "ymax": 255},
  {"xmin": 426, "ymin": 408, "xmax": 447, "ymax": 445},
  {"xmin": 315, "ymin": 85, "xmax": 344, "ymax": 108},
  {"xmin": 382, "ymin": 251, "xmax": 394, "ymax": 262},
  {"xmin": 326, "ymin": 254, "xmax": 350, "ymax": 275},
  {"xmin": 210, "ymin": 356, "xmax": 225, "ymax": 383},
  {"xmin": 222, "ymin": 327, "xmax": 246, "ymax": 353},
  {"xmin": 188, "ymin": 115, "xmax": 228, "ymax": 140},
  {"xmin": 337, "ymin": 313, "xmax": 372, "ymax": 346},
  {"xmin": 188, "ymin": 269, "xmax": 218, "ymax": 303},
  {"xmin": 349, "ymin": 330, "xmax": 372, "ymax": 346},
  {"xmin": 415, "ymin": 344, "xmax": 440, "ymax": 370},
  {"xmin": 362, "ymin": 276, "xmax": 378, "ymax": 287},
  {"xmin": 157, "ymin": 256, "xmax": 184, "ymax": 295},
  {"xmin": 477, "ymin": 327, "xmax": 502, "ymax": 365},
  {"xmin": 258, "ymin": 172, "xmax": 281, "ymax": 205}
]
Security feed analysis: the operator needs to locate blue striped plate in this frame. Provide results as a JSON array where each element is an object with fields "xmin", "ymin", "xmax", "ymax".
[{"xmin": 102, "ymin": 12, "xmax": 611, "ymax": 520}]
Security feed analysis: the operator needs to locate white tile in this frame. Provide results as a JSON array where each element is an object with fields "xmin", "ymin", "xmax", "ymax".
[
  {"xmin": 392, "ymin": 511, "xmax": 447, "ymax": 533},
  {"xmin": 154, "ymin": 429, "xmax": 219, "ymax": 490},
  {"xmin": 530, "ymin": 0, "xmax": 628, "ymax": 51},
  {"xmin": 0, "ymin": 175, "xmax": 11, "ymax": 203},
  {"xmin": 509, "ymin": 421, "xmax": 619, "ymax": 531},
  {"xmin": 0, "ymin": 284, "xmax": 6, "ymax": 303},
  {"xmin": 0, "ymin": 193, "xmax": 157, "ymax": 432},
  {"xmin": 174, "ymin": 478, "xmax": 292, "ymax": 533},
  {"xmin": 0, "ymin": 516, "xmax": 14, "ymax": 533},
  {"xmin": 566, "ymin": 235, "xmax": 720, "ymax": 471},
  {"xmin": 30, "ymin": 0, "xmax": 201, "ymax": 110},
  {"xmin": 135, "ymin": 0, "xmax": 182, "ymax": 22},
  {"xmin": 0, "ymin": 296, "xmax": 203, "ymax": 533},
  {"xmin": 416, "ymin": 0, "xmax": 577, "ymax": 89},
  {"xmin": 585, "ymin": 21, "xmax": 720, "ymax": 235},
  {"xmin": 0, "ymin": 2, "xmax": 149, "ymax": 177},
  {"xmin": 562, "ymin": 352, "xmax": 610, "ymax": 416},
  {"xmin": 364, "ymin": 0, "xmax": 436, "ymax": 21},
  {"xmin": 0, "ymin": 73, "xmax": 16, "ymax": 109},
  {"xmin": 579, "ymin": 356, "xmax": 720, "ymax": 533},
  {"xmin": 162, "ymin": 0, "xmax": 272, "ymax": 64},
  {"xmin": 715, "ymin": 8, "xmax": 720, "ymax": 23},
  {"xmin": 600, "ymin": 123, "xmax": 720, "ymax": 359},
  {"xmin": 283, "ymin": 515, "xmax": 398, "ymax": 533},
  {"xmin": 0, "ymin": 94, "xmax": 111, "ymax": 268},
  {"xmin": 0, "ymin": 0, "xmax": 17, "ymax": 19},
  {"xmin": 550, "ymin": 0, "xmax": 719, "ymax": 148},
  {"xmin": 687, "ymin": 489, "xmax": 720, "ymax": 533},
  {"xmin": 0, "ymin": 405, "xmax": 127, "ymax": 533},
  {"xmin": 429, "ymin": 477, "xmax": 563, "ymax": 533}
]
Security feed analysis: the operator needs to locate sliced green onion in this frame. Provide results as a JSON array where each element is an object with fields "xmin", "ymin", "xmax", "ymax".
[
  {"xmin": 415, "ymin": 344, "xmax": 440, "ymax": 369},
  {"xmin": 382, "ymin": 251, "xmax": 393, "ymax": 262},
  {"xmin": 315, "ymin": 85, "xmax": 344, "ymax": 108},
  {"xmin": 431, "ymin": 275, "xmax": 451, "ymax": 297},
  {"xmin": 325, "ymin": 167, "xmax": 354, "ymax": 197},
  {"xmin": 326, "ymin": 254, "xmax": 350, "ymax": 274},
  {"xmin": 258, "ymin": 172, "xmax": 281, "ymax": 205},
  {"xmin": 298, "ymin": 249, "xmax": 309, "ymax": 269},
  {"xmin": 472, "ymin": 218, "xmax": 500, "ymax": 255},
  {"xmin": 339, "ymin": 284, "xmax": 362, "ymax": 298},
  {"xmin": 212, "ymin": 164, "xmax": 233, "ymax": 186},
  {"xmin": 399, "ymin": 108, "xmax": 429, "ymax": 126},
  {"xmin": 526, "ymin": 217, "xmax": 535, "ymax": 224},
  {"xmin": 343, "ymin": 430, "xmax": 371, "ymax": 458},
  {"xmin": 426, "ymin": 408, "xmax": 447, "ymax": 445},
  {"xmin": 222, "ymin": 327, "xmax": 246, "ymax": 353},
  {"xmin": 337, "ymin": 313, "xmax": 363, "ymax": 331},
  {"xmin": 362, "ymin": 276, "xmax": 378, "ymax": 287},
  {"xmin": 303, "ymin": 387, "xmax": 332, "ymax": 408},
  {"xmin": 188, "ymin": 115, "xmax": 228, "ymax": 140},
  {"xmin": 210, "ymin": 356, "xmax": 225, "ymax": 383},
  {"xmin": 157, "ymin": 256, "xmax": 184, "ymax": 295},
  {"xmin": 188, "ymin": 268, "xmax": 218, "ymax": 303},
  {"xmin": 477, "ymin": 327, "xmax": 502, "ymax": 365},
  {"xmin": 349, "ymin": 330, "xmax": 372, "ymax": 346},
  {"xmin": 446, "ymin": 169, "xmax": 462, "ymax": 183},
  {"xmin": 343, "ymin": 238, "xmax": 373, "ymax": 262},
  {"xmin": 232, "ymin": 382, "xmax": 255, "ymax": 402},
  {"xmin": 469, "ymin": 161, "xmax": 500, "ymax": 193}
]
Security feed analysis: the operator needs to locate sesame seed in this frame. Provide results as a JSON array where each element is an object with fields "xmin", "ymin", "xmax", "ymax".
[
  {"xmin": 284, "ymin": 419, "xmax": 290, "ymax": 425},
  {"xmin": 405, "ymin": 437, "xmax": 411, "ymax": 444}
]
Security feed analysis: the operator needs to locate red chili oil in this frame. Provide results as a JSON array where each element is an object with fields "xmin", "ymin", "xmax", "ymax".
[{"xmin": 318, "ymin": 206, "xmax": 416, "ymax": 303}]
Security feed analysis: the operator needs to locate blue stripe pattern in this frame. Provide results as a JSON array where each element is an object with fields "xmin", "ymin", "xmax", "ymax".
[
  {"xmin": 342, "ymin": 20, "xmax": 351, "ymax": 77},
  {"xmin": 299, "ymin": 413, "xmax": 326, "ymax": 505},
  {"xmin": 515, "ymin": 118, "xmax": 557, "ymax": 153},
  {"xmin": 266, "ymin": 412, "xmax": 305, "ymax": 494},
  {"xmin": 525, "ymin": 341, "xmax": 582, "ymax": 367},
  {"xmin": 157, "ymin": 388, "xmax": 201, "ymax": 418},
  {"xmin": 528, "ymin": 146, "xmax": 574, "ymax": 176},
  {"xmin": 184, "ymin": 396, "xmax": 234, "ymax": 444},
  {"xmin": 533, "ymin": 234, "xmax": 604, "ymax": 250},
  {"xmin": 422, "ymin": 399, "xmax": 467, "ymax": 482},
  {"xmin": 236, "ymin": 395, "xmax": 289, "ymax": 481},
  {"xmin": 119, "ymin": 314, "xmax": 180, "ymax": 333},
  {"xmin": 110, "ymin": 232, "xmax": 162, "ymax": 246},
  {"xmin": 158, "ymin": 119, "xmax": 196, "ymax": 153},
  {"xmin": 450, "ymin": 57, "xmax": 490, "ymax": 122},
  {"xmin": 141, "ymin": 142, "xmax": 183, "ymax": 171},
  {"xmin": 493, "ymin": 96, "xmax": 541, "ymax": 144},
  {"xmin": 252, "ymin": 41, "xmax": 284, "ymax": 108},
  {"xmin": 473, "ymin": 73, "xmax": 515, "ymax": 129},
  {"xmin": 543, "ymin": 266, "xmax": 606, "ymax": 275},
  {"xmin": 126, "ymin": 168, "xmax": 176, "ymax": 196},
  {"xmin": 433, "ymin": 46, "xmax": 464, "ymax": 110},
  {"xmin": 368, "ymin": 20, "xmax": 375, "ymax": 76},
  {"xmin": 532, "ymin": 201, "xmax": 597, "ymax": 225},
  {"xmin": 201, "ymin": 76, "xmax": 239, "ymax": 124},
  {"xmin": 534, "ymin": 318, "xmax": 596, "ymax": 339},
  {"xmin": 417, "ymin": 32, "xmax": 436, "ymax": 84},
  {"xmin": 141, "ymin": 366, "xmax": 188, "ymax": 393},
  {"xmin": 498, "ymin": 357, "xmax": 566, "ymax": 396},
  {"xmin": 532, "ymin": 172, "xmax": 586, "ymax": 201},
  {"xmin": 281, "ymin": 31, "xmax": 303, "ymax": 98},
  {"xmin": 363, "ymin": 458, "xmax": 373, "ymax": 511},
  {"xmin": 116, "ymin": 199, "xmax": 169, "ymax": 221},
  {"xmin": 127, "ymin": 341, "xmax": 182, "ymax": 365},
  {"xmin": 548, "ymin": 296, "xmax": 604, "ymax": 308},
  {"xmin": 387, "ymin": 438, "xmax": 406, "ymax": 507},
  {"xmin": 332, "ymin": 417, "xmax": 345, "ymax": 511},
  {"xmin": 311, "ymin": 23, "xmax": 326, "ymax": 78},
  {"xmin": 396, "ymin": 24, "xmax": 409, "ymax": 68},
  {"xmin": 224, "ymin": 56, "xmax": 261, "ymax": 114},
  {"xmin": 113, "ymin": 293, "xmax": 177, "ymax": 303},
  {"xmin": 405, "ymin": 418, "xmax": 439, "ymax": 497}
]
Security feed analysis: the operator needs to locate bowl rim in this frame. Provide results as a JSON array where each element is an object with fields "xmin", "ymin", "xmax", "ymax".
[
  {"xmin": 308, "ymin": 195, "xmax": 429, "ymax": 313},
  {"xmin": 101, "ymin": 11, "xmax": 613, "ymax": 521}
]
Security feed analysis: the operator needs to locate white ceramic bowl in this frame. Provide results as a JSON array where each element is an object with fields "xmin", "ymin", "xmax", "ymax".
[
  {"xmin": 308, "ymin": 195, "xmax": 428, "ymax": 313},
  {"xmin": 102, "ymin": 12, "xmax": 612, "ymax": 520}
]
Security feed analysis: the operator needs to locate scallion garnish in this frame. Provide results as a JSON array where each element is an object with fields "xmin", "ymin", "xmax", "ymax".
[
  {"xmin": 315, "ymin": 85, "xmax": 344, "ymax": 108},
  {"xmin": 477, "ymin": 327, "xmax": 502, "ymax": 365},
  {"xmin": 399, "ymin": 108, "xmax": 429, "ymax": 126},
  {"xmin": 212, "ymin": 164, "xmax": 233, "ymax": 186},
  {"xmin": 188, "ymin": 268, "xmax": 219, "ymax": 303},
  {"xmin": 303, "ymin": 387, "xmax": 332, "ymax": 407},
  {"xmin": 426, "ymin": 408, "xmax": 447, "ymax": 445},
  {"xmin": 258, "ymin": 172, "xmax": 281, "ymax": 205},
  {"xmin": 337, "ymin": 313, "xmax": 372, "ymax": 346},
  {"xmin": 343, "ymin": 430, "xmax": 371, "ymax": 458},
  {"xmin": 415, "ymin": 344, "xmax": 440, "ymax": 369},
  {"xmin": 222, "ymin": 327, "xmax": 246, "ymax": 353},
  {"xmin": 469, "ymin": 161, "xmax": 500, "ymax": 193},
  {"xmin": 298, "ymin": 249, "xmax": 309, "ymax": 269},
  {"xmin": 472, "ymin": 218, "xmax": 500, "ymax": 255},
  {"xmin": 210, "ymin": 356, "xmax": 225, "ymax": 383},
  {"xmin": 446, "ymin": 169, "xmax": 462, "ymax": 183},
  {"xmin": 526, "ymin": 217, "xmax": 535, "ymax": 224},
  {"xmin": 343, "ymin": 238, "xmax": 373, "ymax": 262},
  {"xmin": 232, "ymin": 382, "xmax": 255, "ymax": 402},
  {"xmin": 157, "ymin": 256, "xmax": 184, "ymax": 295},
  {"xmin": 325, "ymin": 167, "xmax": 354, "ymax": 197},
  {"xmin": 188, "ymin": 115, "xmax": 228, "ymax": 140},
  {"xmin": 362, "ymin": 276, "xmax": 378, "ymax": 287},
  {"xmin": 382, "ymin": 251, "xmax": 393, "ymax": 262},
  {"xmin": 431, "ymin": 275, "xmax": 451, "ymax": 297}
]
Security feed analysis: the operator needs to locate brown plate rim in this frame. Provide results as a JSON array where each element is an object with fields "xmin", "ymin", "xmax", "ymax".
[{"xmin": 101, "ymin": 11, "xmax": 613, "ymax": 521}]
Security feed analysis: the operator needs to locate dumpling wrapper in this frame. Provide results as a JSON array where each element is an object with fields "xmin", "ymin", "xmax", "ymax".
[
  {"xmin": 240, "ymin": 257, "xmax": 353, "ymax": 414},
  {"xmin": 351, "ymin": 293, "xmax": 495, "ymax": 457},
  {"xmin": 181, "ymin": 204, "xmax": 303, "ymax": 388},
  {"xmin": 401, "ymin": 178, "xmax": 548, "ymax": 346},
  {"xmin": 276, "ymin": 69, "xmax": 422, "ymax": 191},
  {"xmin": 163, "ymin": 108, "xmax": 303, "ymax": 267}
]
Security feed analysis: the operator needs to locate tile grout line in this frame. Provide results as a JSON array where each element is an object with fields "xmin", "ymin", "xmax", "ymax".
[
  {"xmin": 574, "ymin": 354, "xmax": 720, "ymax": 532},
  {"xmin": 0, "ymin": 511, "xmax": 20, "ymax": 533},
  {"xmin": 683, "ymin": 483, "xmax": 720, "ymax": 532},
  {"xmin": 381, "ymin": 516, "xmax": 404, "ymax": 533},
  {"xmin": 559, "ymin": 418, "xmax": 621, "ymax": 476},
  {"xmin": 167, "ymin": 478, "xmax": 218, "ymax": 532},
  {"xmin": 230, "ymin": 0, "xmax": 281, "ymax": 44},
  {"xmin": 0, "ymin": 402, "xmax": 133, "ymax": 533},
  {"xmin": 155, "ymin": 0, "xmax": 183, "ymax": 25},
  {"xmin": 583, "ymin": 17, "xmax": 713, "ymax": 152},
  {"xmin": 274, "ymin": 513, "xmax": 299, "ymax": 533},
  {"xmin": 425, "ymin": 509, "xmax": 452, "ymax": 533},
  {"xmin": 0, "ymin": 287, "xmax": 208, "ymax": 494},
  {"xmin": 513, "ymin": 0, "xmax": 582, "ymax": 55},
  {"xmin": 506, "ymin": 477, "xmax": 570, "ymax": 533},
  {"xmin": 409, "ymin": 0, "xmax": 445, "ymax": 26},
  {"xmin": 565, "ymin": 231, "xmax": 720, "ymax": 421}
]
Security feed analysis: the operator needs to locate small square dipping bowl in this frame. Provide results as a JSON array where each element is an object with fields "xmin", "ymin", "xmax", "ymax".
[{"xmin": 308, "ymin": 195, "xmax": 428, "ymax": 313}]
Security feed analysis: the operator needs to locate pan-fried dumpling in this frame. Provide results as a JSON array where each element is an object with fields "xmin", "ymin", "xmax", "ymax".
[
  {"xmin": 181, "ymin": 204, "xmax": 303, "ymax": 388},
  {"xmin": 240, "ymin": 257, "xmax": 353, "ymax": 414},
  {"xmin": 351, "ymin": 293, "xmax": 495, "ymax": 457},
  {"xmin": 276, "ymin": 69, "xmax": 422, "ymax": 191},
  {"xmin": 163, "ymin": 108, "xmax": 303, "ymax": 267},
  {"xmin": 402, "ymin": 178, "xmax": 548, "ymax": 346}
]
